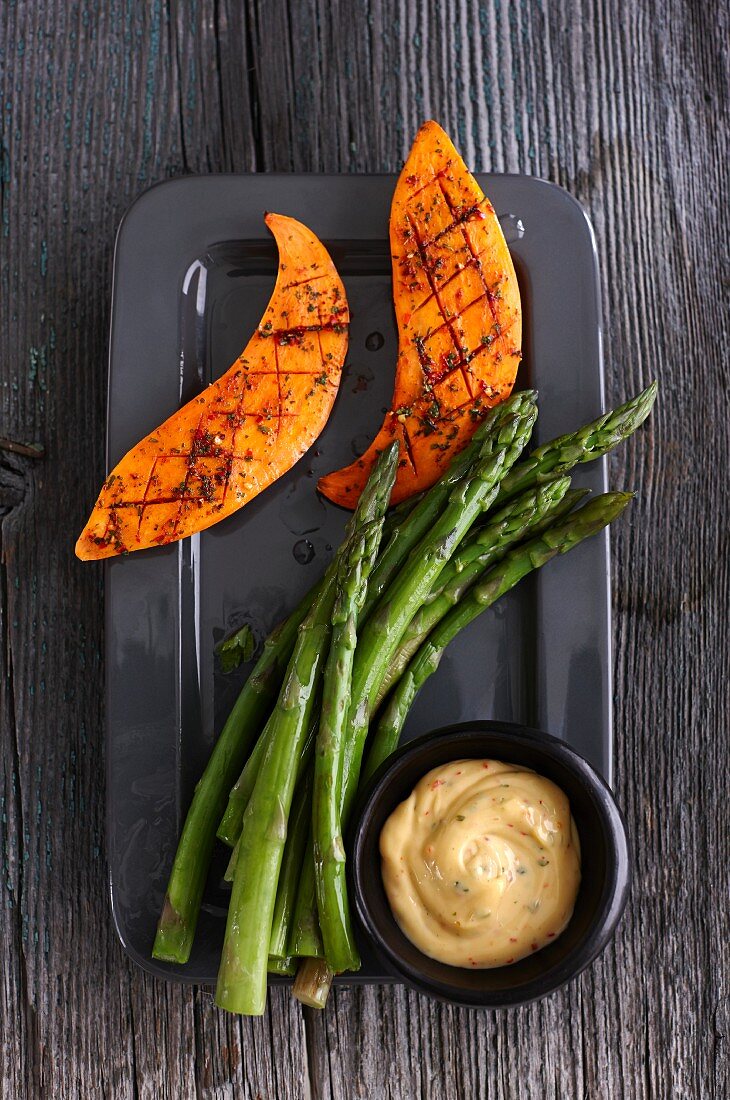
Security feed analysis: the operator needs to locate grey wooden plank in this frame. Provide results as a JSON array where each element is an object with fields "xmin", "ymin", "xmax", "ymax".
[
  {"xmin": 0, "ymin": 1, "xmax": 304, "ymax": 1098},
  {"xmin": 1, "ymin": 0, "xmax": 728, "ymax": 1097}
]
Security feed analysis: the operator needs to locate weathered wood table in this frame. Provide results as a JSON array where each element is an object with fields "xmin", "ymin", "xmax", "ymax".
[{"xmin": 1, "ymin": 2, "xmax": 727, "ymax": 1096}]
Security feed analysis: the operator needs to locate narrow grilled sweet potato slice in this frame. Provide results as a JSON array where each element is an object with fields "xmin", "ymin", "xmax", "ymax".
[
  {"xmin": 318, "ymin": 120, "xmax": 521, "ymax": 508},
  {"xmin": 76, "ymin": 213, "xmax": 348, "ymax": 559}
]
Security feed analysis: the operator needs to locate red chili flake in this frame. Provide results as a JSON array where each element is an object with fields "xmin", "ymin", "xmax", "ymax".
[
  {"xmin": 509, "ymin": 937, "xmax": 517, "ymax": 943},
  {"xmin": 547, "ymin": 932, "xmax": 556, "ymax": 938},
  {"xmin": 430, "ymin": 779, "xmax": 445, "ymax": 789},
  {"xmin": 482, "ymin": 763, "xmax": 489, "ymax": 769},
  {"xmin": 505, "ymin": 958, "xmax": 514, "ymax": 964},
  {"xmin": 531, "ymin": 942, "xmax": 539, "ymax": 952},
  {"xmin": 273, "ymin": 326, "xmax": 307, "ymax": 347},
  {"xmin": 406, "ymin": 174, "xmax": 418, "ymax": 186}
]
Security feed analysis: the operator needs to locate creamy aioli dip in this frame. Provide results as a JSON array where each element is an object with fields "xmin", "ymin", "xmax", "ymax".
[{"xmin": 380, "ymin": 758, "xmax": 581, "ymax": 968}]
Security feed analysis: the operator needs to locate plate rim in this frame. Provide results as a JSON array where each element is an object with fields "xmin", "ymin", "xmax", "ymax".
[{"xmin": 104, "ymin": 171, "xmax": 608, "ymax": 985}]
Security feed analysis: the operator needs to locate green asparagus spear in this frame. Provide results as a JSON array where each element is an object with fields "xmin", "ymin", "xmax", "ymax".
[
  {"xmin": 217, "ymin": 722, "xmax": 270, "ymax": 848},
  {"xmin": 219, "ymin": 710, "xmax": 317, "ymax": 850},
  {"xmin": 374, "ymin": 479, "xmax": 586, "ymax": 709},
  {"xmin": 364, "ymin": 492, "xmax": 634, "ymax": 778},
  {"xmin": 287, "ymin": 832, "xmax": 323, "ymax": 958},
  {"xmin": 386, "ymin": 489, "xmax": 424, "ymax": 525},
  {"xmin": 267, "ymin": 956, "xmax": 296, "ymax": 976},
  {"xmin": 268, "ymin": 767, "xmax": 313, "ymax": 961},
  {"xmin": 216, "ymin": 599, "xmax": 330, "ymax": 1013},
  {"xmin": 223, "ymin": 718, "xmax": 317, "ymax": 881},
  {"xmin": 495, "ymin": 382, "xmax": 657, "ymax": 505},
  {"xmin": 152, "ymin": 578, "xmax": 323, "ymax": 964},
  {"xmin": 284, "ymin": 465, "xmax": 422, "ymax": 971},
  {"xmin": 223, "ymin": 840, "xmax": 238, "ymax": 884},
  {"xmin": 215, "ymin": 444, "xmax": 398, "ymax": 1015},
  {"xmin": 312, "ymin": 437, "xmax": 397, "ymax": 973}
]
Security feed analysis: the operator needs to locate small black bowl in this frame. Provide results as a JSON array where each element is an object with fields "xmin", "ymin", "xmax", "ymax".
[{"xmin": 350, "ymin": 721, "xmax": 630, "ymax": 1008}]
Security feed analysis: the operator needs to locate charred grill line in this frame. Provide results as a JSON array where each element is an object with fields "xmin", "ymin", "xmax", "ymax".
[
  {"xmin": 417, "ymin": 195, "xmax": 491, "ymax": 252},
  {"xmin": 272, "ymin": 338, "xmax": 284, "ymax": 441},
  {"xmin": 258, "ymin": 321, "xmax": 348, "ymax": 342},
  {"xmin": 406, "ymin": 215, "xmax": 476, "ymax": 400},
  {"xmin": 411, "ymin": 258, "xmax": 485, "ymax": 318},
  {"xmin": 281, "ymin": 272, "xmax": 330, "ymax": 290},
  {"xmin": 399, "ymin": 421, "xmax": 419, "ymax": 474},
  {"xmin": 169, "ymin": 411, "xmax": 208, "ymax": 538},
  {"xmin": 401, "ymin": 165, "xmax": 451, "ymax": 203},
  {"xmin": 437, "ymin": 179, "xmax": 500, "ymax": 329}
]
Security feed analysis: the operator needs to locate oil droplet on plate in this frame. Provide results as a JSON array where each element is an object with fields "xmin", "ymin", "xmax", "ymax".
[
  {"xmin": 352, "ymin": 364, "xmax": 374, "ymax": 394},
  {"xmin": 498, "ymin": 214, "xmax": 526, "ymax": 243},
  {"xmin": 293, "ymin": 539, "xmax": 315, "ymax": 564},
  {"xmin": 280, "ymin": 480, "xmax": 327, "ymax": 535},
  {"xmin": 351, "ymin": 434, "xmax": 371, "ymax": 458},
  {"xmin": 365, "ymin": 331, "xmax": 384, "ymax": 351}
]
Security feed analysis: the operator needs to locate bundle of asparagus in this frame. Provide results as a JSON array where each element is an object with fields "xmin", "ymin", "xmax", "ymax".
[{"xmin": 152, "ymin": 381, "xmax": 657, "ymax": 1015}]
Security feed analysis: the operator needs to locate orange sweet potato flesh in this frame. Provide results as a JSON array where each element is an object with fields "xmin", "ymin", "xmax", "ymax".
[
  {"xmin": 318, "ymin": 120, "xmax": 521, "ymax": 508},
  {"xmin": 76, "ymin": 213, "xmax": 348, "ymax": 559}
]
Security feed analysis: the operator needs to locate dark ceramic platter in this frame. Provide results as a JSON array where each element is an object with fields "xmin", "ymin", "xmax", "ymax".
[{"xmin": 105, "ymin": 174, "xmax": 610, "ymax": 985}]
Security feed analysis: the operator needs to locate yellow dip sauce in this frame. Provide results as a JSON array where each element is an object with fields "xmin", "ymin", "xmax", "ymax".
[{"xmin": 380, "ymin": 758, "xmax": 581, "ymax": 968}]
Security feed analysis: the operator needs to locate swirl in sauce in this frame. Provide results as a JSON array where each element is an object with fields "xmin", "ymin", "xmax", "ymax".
[{"xmin": 380, "ymin": 759, "xmax": 581, "ymax": 968}]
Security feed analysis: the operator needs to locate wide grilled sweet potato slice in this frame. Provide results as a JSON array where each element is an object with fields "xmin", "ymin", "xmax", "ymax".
[
  {"xmin": 76, "ymin": 213, "xmax": 348, "ymax": 559},
  {"xmin": 318, "ymin": 120, "xmax": 521, "ymax": 508}
]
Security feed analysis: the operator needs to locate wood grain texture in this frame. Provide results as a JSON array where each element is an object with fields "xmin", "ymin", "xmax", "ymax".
[{"xmin": 1, "ymin": 0, "xmax": 727, "ymax": 1097}]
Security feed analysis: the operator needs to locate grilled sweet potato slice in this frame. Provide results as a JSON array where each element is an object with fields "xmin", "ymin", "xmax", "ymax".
[
  {"xmin": 318, "ymin": 120, "xmax": 521, "ymax": 507},
  {"xmin": 76, "ymin": 213, "xmax": 348, "ymax": 559}
]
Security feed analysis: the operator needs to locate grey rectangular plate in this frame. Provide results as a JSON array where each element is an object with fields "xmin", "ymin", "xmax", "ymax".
[{"xmin": 105, "ymin": 174, "xmax": 609, "ymax": 985}]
